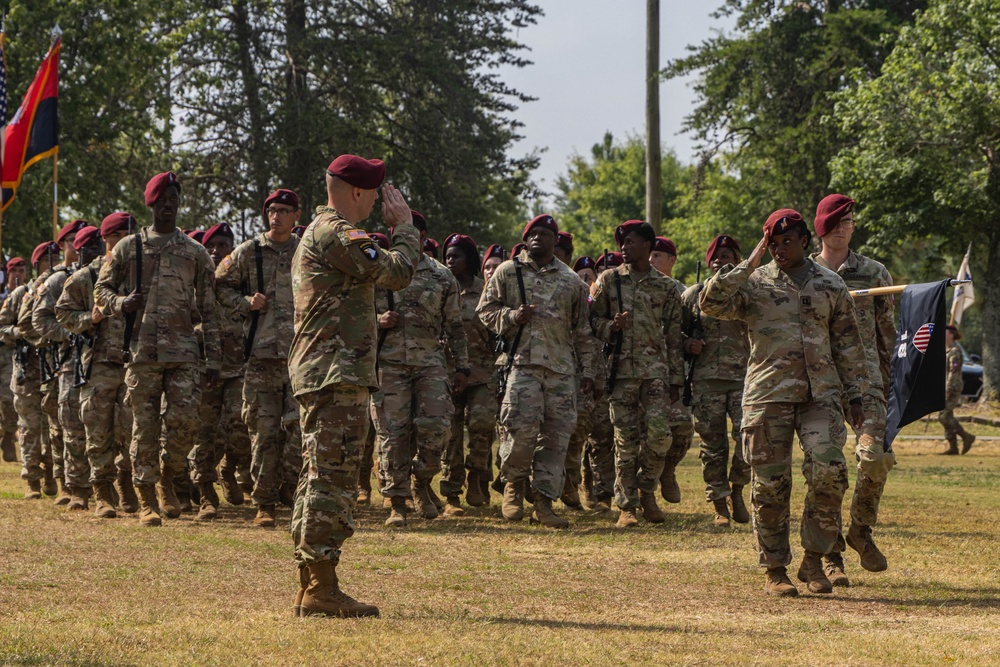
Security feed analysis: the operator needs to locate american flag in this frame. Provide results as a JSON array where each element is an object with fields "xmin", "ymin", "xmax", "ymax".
[{"xmin": 913, "ymin": 322, "xmax": 934, "ymax": 354}]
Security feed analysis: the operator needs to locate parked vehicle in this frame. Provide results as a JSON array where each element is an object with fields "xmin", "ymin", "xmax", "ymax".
[{"xmin": 958, "ymin": 343, "xmax": 983, "ymax": 401}]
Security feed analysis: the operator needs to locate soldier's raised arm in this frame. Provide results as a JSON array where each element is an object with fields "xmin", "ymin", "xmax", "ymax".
[{"xmin": 699, "ymin": 233, "xmax": 765, "ymax": 321}]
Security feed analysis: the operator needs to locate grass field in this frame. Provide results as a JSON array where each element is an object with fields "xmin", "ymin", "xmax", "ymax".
[{"xmin": 1, "ymin": 418, "xmax": 998, "ymax": 666}]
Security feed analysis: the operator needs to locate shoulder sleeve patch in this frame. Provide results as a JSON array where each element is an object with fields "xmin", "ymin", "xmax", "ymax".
[
  {"xmin": 222, "ymin": 256, "xmax": 233, "ymax": 270},
  {"xmin": 347, "ymin": 230, "xmax": 369, "ymax": 241},
  {"xmin": 359, "ymin": 241, "xmax": 379, "ymax": 261}
]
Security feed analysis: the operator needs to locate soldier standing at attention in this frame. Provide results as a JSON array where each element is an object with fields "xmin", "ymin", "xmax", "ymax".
[
  {"xmin": 95, "ymin": 171, "xmax": 220, "ymax": 527},
  {"xmin": 56, "ymin": 213, "xmax": 139, "ymax": 518},
  {"xmin": 681, "ymin": 235, "xmax": 751, "ymax": 528},
  {"xmin": 478, "ymin": 214, "xmax": 597, "ymax": 529},
  {"xmin": 940, "ymin": 325, "xmax": 974, "ymax": 455},
  {"xmin": 288, "ymin": 155, "xmax": 420, "ymax": 618},
  {"xmin": 700, "ymin": 209, "xmax": 866, "ymax": 597},
  {"xmin": 373, "ymin": 210, "xmax": 469, "ymax": 525},
  {"xmin": 812, "ymin": 194, "xmax": 898, "ymax": 580},
  {"xmin": 591, "ymin": 221, "xmax": 683, "ymax": 527},
  {"xmin": 0, "ymin": 257, "xmax": 28, "ymax": 463}
]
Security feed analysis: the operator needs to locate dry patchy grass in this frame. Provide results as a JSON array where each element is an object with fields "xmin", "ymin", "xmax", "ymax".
[{"xmin": 1, "ymin": 427, "xmax": 998, "ymax": 666}]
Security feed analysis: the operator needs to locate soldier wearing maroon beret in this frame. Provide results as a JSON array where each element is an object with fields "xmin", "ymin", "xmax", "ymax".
[
  {"xmin": 481, "ymin": 244, "xmax": 506, "ymax": 283},
  {"xmin": 554, "ymin": 231, "xmax": 574, "ymax": 266},
  {"xmin": 423, "ymin": 236, "xmax": 439, "ymax": 259},
  {"xmin": 369, "ymin": 232, "xmax": 390, "ymax": 250},
  {"xmin": 291, "ymin": 225, "xmax": 306, "ymax": 238},
  {"xmin": 572, "ymin": 256, "xmax": 598, "ymax": 286},
  {"xmin": 649, "ymin": 235, "xmax": 678, "ymax": 278},
  {"xmin": 509, "ymin": 243, "xmax": 526, "ymax": 260},
  {"xmin": 0, "ymin": 254, "xmax": 28, "ymax": 463}
]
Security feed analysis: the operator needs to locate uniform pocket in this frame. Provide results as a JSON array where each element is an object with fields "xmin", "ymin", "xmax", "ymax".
[{"xmin": 741, "ymin": 406, "xmax": 769, "ymax": 466}]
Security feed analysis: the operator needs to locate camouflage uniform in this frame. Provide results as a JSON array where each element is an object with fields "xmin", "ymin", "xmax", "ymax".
[
  {"xmin": 55, "ymin": 256, "xmax": 134, "ymax": 485},
  {"xmin": 939, "ymin": 343, "xmax": 969, "ymax": 442},
  {"xmin": 813, "ymin": 251, "xmax": 896, "ymax": 529},
  {"xmin": 0, "ymin": 290, "xmax": 17, "ymax": 457},
  {"xmin": 583, "ymin": 395, "xmax": 615, "ymax": 500},
  {"xmin": 372, "ymin": 255, "xmax": 467, "ymax": 498},
  {"xmin": 700, "ymin": 258, "xmax": 866, "ymax": 568},
  {"xmin": 288, "ymin": 207, "xmax": 419, "ymax": 567},
  {"xmin": 441, "ymin": 275, "xmax": 495, "ymax": 498},
  {"xmin": 477, "ymin": 250, "xmax": 597, "ymax": 501},
  {"xmin": 662, "ymin": 277, "xmax": 695, "ymax": 480},
  {"xmin": 34, "ymin": 266, "xmax": 92, "ymax": 494},
  {"xmin": 591, "ymin": 265, "xmax": 684, "ymax": 510},
  {"xmin": 215, "ymin": 233, "xmax": 299, "ymax": 505},
  {"xmin": 681, "ymin": 282, "xmax": 751, "ymax": 501},
  {"xmin": 0, "ymin": 283, "xmax": 47, "ymax": 481},
  {"xmin": 95, "ymin": 228, "xmax": 219, "ymax": 487}
]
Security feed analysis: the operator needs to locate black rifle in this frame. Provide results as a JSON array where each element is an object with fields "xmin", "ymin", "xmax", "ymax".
[
  {"xmin": 495, "ymin": 257, "xmax": 526, "ymax": 402},
  {"xmin": 74, "ymin": 267, "xmax": 101, "ymax": 388},
  {"xmin": 243, "ymin": 239, "xmax": 264, "ymax": 361},
  {"xmin": 14, "ymin": 339, "xmax": 29, "ymax": 385},
  {"xmin": 39, "ymin": 345, "xmax": 53, "ymax": 384},
  {"xmin": 121, "ymin": 227, "xmax": 142, "ymax": 363},
  {"xmin": 605, "ymin": 268, "xmax": 624, "ymax": 393},
  {"xmin": 682, "ymin": 260, "xmax": 704, "ymax": 407}
]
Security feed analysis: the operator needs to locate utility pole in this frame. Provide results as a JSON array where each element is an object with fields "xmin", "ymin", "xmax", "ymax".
[{"xmin": 645, "ymin": 0, "xmax": 662, "ymax": 232}]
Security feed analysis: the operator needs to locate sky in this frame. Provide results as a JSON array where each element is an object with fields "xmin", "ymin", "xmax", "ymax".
[{"xmin": 499, "ymin": 1, "xmax": 736, "ymax": 203}]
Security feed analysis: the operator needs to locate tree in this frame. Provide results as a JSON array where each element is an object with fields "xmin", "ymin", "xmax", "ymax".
[{"xmin": 830, "ymin": 0, "xmax": 1000, "ymax": 399}]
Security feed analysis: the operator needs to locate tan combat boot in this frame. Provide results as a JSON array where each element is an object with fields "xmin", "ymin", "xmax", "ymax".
[
  {"xmin": 712, "ymin": 498, "xmax": 730, "ymax": 527},
  {"xmin": 639, "ymin": 490, "xmax": 666, "ymax": 524},
  {"xmin": 299, "ymin": 560, "xmax": 379, "ymax": 618},
  {"xmin": 356, "ymin": 475, "xmax": 370, "ymax": 506},
  {"xmin": 156, "ymin": 476, "xmax": 182, "ymax": 518},
  {"xmin": 411, "ymin": 477, "xmax": 439, "ymax": 520},
  {"xmin": 67, "ymin": 487, "xmax": 91, "ymax": 511},
  {"xmin": 659, "ymin": 466, "xmax": 681, "ymax": 504},
  {"xmin": 823, "ymin": 552, "xmax": 850, "ymax": 587},
  {"xmin": 594, "ymin": 495, "xmax": 613, "ymax": 513},
  {"xmin": 116, "ymin": 469, "xmax": 139, "ymax": 513},
  {"xmin": 93, "ymin": 482, "xmax": 118, "ymax": 519},
  {"xmin": 729, "ymin": 485, "xmax": 750, "ymax": 524},
  {"xmin": 560, "ymin": 482, "xmax": 583, "ymax": 511},
  {"xmin": 501, "ymin": 481, "xmax": 524, "ymax": 521},
  {"xmin": 465, "ymin": 470, "xmax": 487, "ymax": 507},
  {"xmin": 846, "ymin": 523, "xmax": 888, "ymax": 572},
  {"xmin": 42, "ymin": 464, "xmax": 57, "ymax": 497},
  {"xmin": 961, "ymin": 431, "xmax": 975, "ymax": 455},
  {"xmin": 764, "ymin": 567, "xmax": 799, "ymax": 597},
  {"xmin": 616, "ymin": 508, "xmax": 639, "ymax": 528},
  {"xmin": 195, "ymin": 483, "xmax": 219, "ymax": 522},
  {"xmin": 382, "ymin": 496, "xmax": 392, "ymax": 509},
  {"xmin": 25, "ymin": 479, "xmax": 42, "ymax": 500},
  {"xmin": 254, "ymin": 504, "xmax": 277, "ymax": 528},
  {"xmin": 427, "ymin": 484, "xmax": 445, "ymax": 514},
  {"xmin": 797, "ymin": 551, "xmax": 834, "ymax": 594},
  {"xmin": 176, "ymin": 477, "xmax": 193, "ymax": 513},
  {"xmin": 137, "ymin": 485, "xmax": 162, "ymax": 527},
  {"xmin": 54, "ymin": 478, "xmax": 71, "ymax": 506},
  {"xmin": 385, "ymin": 496, "xmax": 408, "ymax": 528},
  {"xmin": 579, "ymin": 482, "xmax": 596, "ymax": 510},
  {"xmin": 443, "ymin": 496, "xmax": 465, "ymax": 517},
  {"xmin": 941, "ymin": 436, "xmax": 959, "ymax": 455},
  {"xmin": 218, "ymin": 460, "xmax": 244, "ymax": 505},
  {"xmin": 530, "ymin": 496, "xmax": 569, "ymax": 529},
  {"xmin": 292, "ymin": 565, "xmax": 308, "ymax": 617}
]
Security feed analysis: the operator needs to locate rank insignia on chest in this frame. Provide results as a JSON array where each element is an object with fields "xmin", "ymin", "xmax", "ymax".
[
  {"xmin": 360, "ymin": 241, "xmax": 378, "ymax": 261},
  {"xmin": 800, "ymin": 296, "xmax": 811, "ymax": 307}
]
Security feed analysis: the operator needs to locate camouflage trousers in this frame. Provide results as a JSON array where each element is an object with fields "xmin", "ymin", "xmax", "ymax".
[
  {"xmin": 81, "ymin": 362, "xmax": 132, "ymax": 484},
  {"xmin": 441, "ymin": 382, "xmax": 495, "ymax": 498},
  {"xmin": 189, "ymin": 373, "xmax": 250, "ymax": 485},
  {"xmin": 58, "ymin": 371, "xmax": 91, "ymax": 490},
  {"xmin": 359, "ymin": 412, "xmax": 376, "ymax": 492},
  {"xmin": 42, "ymin": 383, "xmax": 64, "ymax": 481},
  {"xmin": 584, "ymin": 396, "xmax": 615, "ymax": 499},
  {"xmin": 846, "ymin": 392, "xmax": 894, "ymax": 529},
  {"xmin": 499, "ymin": 365, "xmax": 576, "ymax": 501},
  {"xmin": 609, "ymin": 378, "xmax": 672, "ymax": 509},
  {"xmin": 12, "ymin": 382, "xmax": 45, "ymax": 481},
  {"xmin": 124, "ymin": 362, "xmax": 202, "ymax": 487},
  {"xmin": 372, "ymin": 362, "xmax": 454, "ymax": 498},
  {"xmin": 563, "ymin": 383, "xmax": 594, "ymax": 496},
  {"xmin": 0, "ymin": 352, "xmax": 17, "ymax": 446},
  {"xmin": 938, "ymin": 392, "xmax": 969, "ymax": 441},
  {"xmin": 692, "ymin": 381, "xmax": 749, "ymax": 501},
  {"xmin": 292, "ymin": 385, "xmax": 368, "ymax": 567},
  {"xmin": 664, "ymin": 394, "xmax": 693, "ymax": 472},
  {"xmin": 243, "ymin": 358, "xmax": 301, "ymax": 505},
  {"xmin": 743, "ymin": 400, "xmax": 849, "ymax": 568}
]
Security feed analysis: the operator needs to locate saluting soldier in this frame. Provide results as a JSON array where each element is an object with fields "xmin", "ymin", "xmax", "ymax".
[
  {"xmin": 55, "ymin": 213, "xmax": 139, "ymax": 518},
  {"xmin": 701, "ymin": 209, "xmax": 867, "ymax": 597},
  {"xmin": 591, "ymin": 221, "xmax": 684, "ymax": 527},
  {"xmin": 478, "ymin": 214, "xmax": 598, "ymax": 529},
  {"xmin": 288, "ymin": 155, "xmax": 420, "ymax": 618},
  {"xmin": 95, "ymin": 171, "xmax": 220, "ymax": 527},
  {"xmin": 812, "ymin": 193, "xmax": 899, "ymax": 581},
  {"xmin": 681, "ymin": 235, "xmax": 751, "ymax": 528}
]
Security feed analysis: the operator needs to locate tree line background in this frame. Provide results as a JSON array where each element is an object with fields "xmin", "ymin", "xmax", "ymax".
[{"xmin": 1, "ymin": 0, "xmax": 997, "ymax": 398}]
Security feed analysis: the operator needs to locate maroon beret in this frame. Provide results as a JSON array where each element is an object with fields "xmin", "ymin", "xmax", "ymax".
[
  {"xmin": 423, "ymin": 237, "xmax": 439, "ymax": 255},
  {"xmin": 556, "ymin": 231, "xmax": 574, "ymax": 252},
  {"xmin": 573, "ymin": 256, "xmax": 596, "ymax": 273},
  {"xmin": 481, "ymin": 244, "xmax": 506, "ymax": 270},
  {"xmin": 410, "ymin": 210, "xmax": 427, "ymax": 231},
  {"xmin": 326, "ymin": 154, "xmax": 385, "ymax": 190},
  {"xmin": 101, "ymin": 212, "xmax": 137, "ymax": 237},
  {"xmin": 31, "ymin": 241, "xmax": 60, "ymax": 266},
  {"xmin": 202, "ymin": 223, "xmax": 234, "ymax": 247},
  {"xmin": 814, "ymin": 194, "xmax": 855, "ymax": 237},
  {"xmin": 56, "ymin": 219, "xmax": 88, "ymax": 245},
  {"xmin": 596, "ymin": 251, "xmax": 624, "ymax": 269},
  {"xmin": 292, "ymin": 225, "xmax": 306, "ymax": 237},
  {"xmin": 6, "ymin": 257, "xmax": 26, "ymax": 270},
  {"xmin": 262, "ymin": 188, "xmax": 299, "ymax": 216},
  {"xmin": 614, "ymin": 220, "xmax": 655, "ymax": 248},
  {"xmin": 187, "ymin": 230, "xmax": 205, "ymax": 243},
  {"xmin": 444, "ymin": 233, "xmax": 478, "ymax": 255},
  {"xmin": 521, "ymin": 214, "xmax": 558, "ymax": 241},
  {"xmin": 763, "ymin": 208, "xmax": 804, "ymax": 236},
  {"xmin": 705, "ymin": 234, "xmax": 741, "ymax": 266},
  {"xmin": 144, "ymin": 171, "xmax": 180, "ymax": 206},
  {"xmin": 510, "ymin": 243, "xmax": 526, "ymax": 259},
  {"xmin": 71, "ymin": 226, "xmax": 101, "ymax": 252},
  {"xmin": 652, "ymin": 236, "xmax": 677, "ymax": 255},
  {"xmin": 946, "ymin": 324, "xmax": 961, "ymax": 339},
  {"xmin": 369, "ymin": 232, "xmax": 390, "ymax": 249}
]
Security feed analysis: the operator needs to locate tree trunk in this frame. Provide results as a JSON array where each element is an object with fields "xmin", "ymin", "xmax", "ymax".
[
  {"xmin": 283, "ymin": 0, "xmax": 311, "ymax": 213},
  {"xmin": 645, "ymin": 0, "xmax": 661, "ymax": 232},
  {"xmin": 233, "ymin": 0, "xmax": 269, "ymax": 234},
  {"xmin": 980, "ymin": 229, "xmax": 1000, "ymax": 401}
]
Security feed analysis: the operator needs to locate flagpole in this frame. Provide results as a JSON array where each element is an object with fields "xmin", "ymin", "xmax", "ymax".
[
  {"xmin": 850, "ymin": 279, "xmax": 971, "ymax": 298},
  {"xmin": 52, "ymin": 152, "xmax": 58, "ymax": 240}
]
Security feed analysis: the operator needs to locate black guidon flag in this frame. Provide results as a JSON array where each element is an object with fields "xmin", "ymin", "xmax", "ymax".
[{"xmin": 884, "ymin": 279, "xmax": 949, "ymax": 450}]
